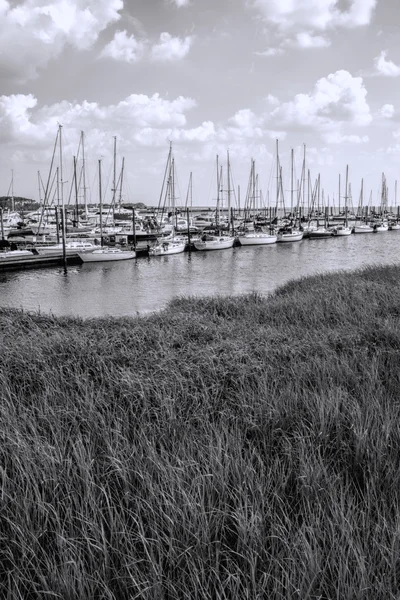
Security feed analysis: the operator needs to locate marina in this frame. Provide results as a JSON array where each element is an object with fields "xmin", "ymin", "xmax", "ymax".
[{"xmin": 1, "ymin": 228, "xmax": 399, "ymax": 318}]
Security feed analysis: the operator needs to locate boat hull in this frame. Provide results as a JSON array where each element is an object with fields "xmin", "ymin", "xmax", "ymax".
[
  {"xmin": 277, "ymin": 231, "xmax": 303, "ymax": 243},
  {"xmin": 353, "ymin": 225, "xmax": 373, "ymax": 234},
  {"xmin": 78, "ymin": 249, "xmax": 136, "ymax": 262},
  {"xmin": 193, "ymin": 237, "xmax": 234, "ymax": 251},
  {"xmin": 149, "ymin": 241, "xmax": 186, "ymax": 256},
  {"xmin": 238, "ymin": 234, "xmax": 277, "ymax": 246}
]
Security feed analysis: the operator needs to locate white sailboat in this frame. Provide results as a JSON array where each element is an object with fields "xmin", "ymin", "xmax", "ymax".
[
  {"xmin": 194, "ymin": 155, "xmax": 234, "ymax": 251},
  {"xmin": 149, "ymin": 146, "xmax": 185, "ymax": 256},
  {"xmin": 276, "ymin": 144, "xmax": 303, "ymax": 243},
  {"xmin": 78, "ymin": 158, "xmax": 136, "ymax": 263},
  {"xmin": 238, "ymin": 159, "xmax": 277, "ymax": 246},
  {"xmin": 335, "ymin": 167, "xmax": 352, "ymax": 236}
]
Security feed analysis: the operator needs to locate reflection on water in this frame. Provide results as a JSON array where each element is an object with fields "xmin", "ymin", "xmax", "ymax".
[{"xmin": 0, "ymin": 233, "xmax": 399, "ymax": 318}]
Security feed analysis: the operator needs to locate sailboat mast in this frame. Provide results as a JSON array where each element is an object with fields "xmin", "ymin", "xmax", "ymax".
[
  {"xmin": 119, "ymin": 157, "xmax": 125, "ymax": 205},
  {"xmin": 344, "ymin": 165, "xmax": 349, "ymax": 227},
  {"xmin": 227, "ymin": 150, "xmax": 231, "ymax": 218},
  {"xmin": 290, "ymin": 148, "xmax": 294, "ymax": 216},
  {"xmin": 276, "ymin": 139, "xmax": 279, "ymax": 213},
  {"xmin": 73, "ymin": 155, "xmax": 79, "ymax": 226},
  {"xmin": 98, "ymin": 159, "xmax": 103, "ymax": 246},
  {"xmin": 216, "ymin": 154, "xmax": 220, "ymax": 229},
  {"xmin": 81, "ymin": 131, "xmax": 87, "ymax": 216}
]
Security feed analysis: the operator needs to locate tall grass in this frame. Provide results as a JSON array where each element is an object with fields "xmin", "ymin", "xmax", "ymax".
[{"xmin": 1, "ymin": 264, "xmax": 400, "ymax": 598}]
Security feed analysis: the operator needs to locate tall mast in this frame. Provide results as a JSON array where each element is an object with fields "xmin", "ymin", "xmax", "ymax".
[
  {"xmin": 290, "ymin": 148, "xmax": 294, "ymax": 215},
  {"xmin": 344, "ymin": 165, "xmax": 349, "ymax": 227},
  {"xmin": 119, "ymin": 157, "xmax": 125, "ymax": 205},
  {"xmin": 73, "ymin": 155, "xmax": 79, "ymax": 226},
  {"xmin": 276, "ymin": 139, "xmax": 279, "ymax": 212},
  {"xmin": 338, "ymin": 173, "xmax": 341, "ymax": 215},
  {"xmin": 227, "ymin": 150, "xmax": 231, "ymax": 217},
  {"xmin": 59, "ymin": 124, "xmax": 63, "ymax": 209},
  {"xmin": 81, "ymin": 131, "xmax": 87, "ymax": 216},
  {"xmin": 98, "ymin": 159, "xmax": 103, "ymax": 246},
  {"xmin": 37, "ymin": 171, "xmax": 42, "ymax": 205},
  {"xmin": 216, "ymin": 154, "xmax": 220, "ymax": 229}
]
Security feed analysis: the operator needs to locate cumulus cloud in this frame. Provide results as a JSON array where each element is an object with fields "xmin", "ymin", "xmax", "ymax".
[
  {"xmin": 253, "ymin": 0, "xmax": 376, "ymax": 50},
  {"xmin": 255, "ymin": 46, "xmax": 284, "ymax": 57},
  {"xmin": 171, "ymin": 0, "xmax": 190, "ymax": 6},
  {"xmin": 270, "ymin": 70, "xmax": 372, "ymax": 132},
  {"xmin": 323, "ymin": 132, "xmax": 369, "ymax": 144},
  {"xmin": 150, "ymin": 32, "xmax": 193, "ymax": 61},
  {"xmin": 294, "ymin": 32, "xmax": 331, "ymax": 48},
  {"xmin": 0, "ymin": 92, "xmax": 198, "ymax": 162},
  {"xmin": 100, "ymin": 30, "xmax": 145, "ymax": 63},
  {"xmin": 253, "ymin": 0, "xmax": 376, "ymax": 31},
  {"xmin": 374, "ymin": 51, "xmax": 400, "ymax": 77},
  {"xmin": 379, "ymin": 104, "xmax": 395, "ymax": 119},
  {"xmin": 0, "ymin": 0, "xmax": 123, "ymax": 82}
]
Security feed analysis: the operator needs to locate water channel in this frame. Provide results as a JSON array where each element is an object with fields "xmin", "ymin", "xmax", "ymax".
[{"xmin": 0, "ymin": 233, "xmax": 399, "ymax": 319}]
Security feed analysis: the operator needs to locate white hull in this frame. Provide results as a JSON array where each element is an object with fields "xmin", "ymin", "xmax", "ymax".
[
  {"xmin": 35, "ymin": 242, "xmax": 96, "ymax": 255},
  {"xmin": 149, "ymin": 240, "xmax": 186, "ymax": 256},
  {"xmin": 277, "ymin": 231, "xmax": 303, "ymax": 243},
  {"xmin": 78, "ymin": 248, "xmax": 136, "ymax": 262},
  {"xmin": 238, "ymin": 233, "xmax": 277, "ymax": 246},
  {"xmin": 0, "ymin": 250, "xmax": 34, "ymax": 260},
  {"xmin": 193, "ymin": 236, "xmax": 234, "ymax": 251},
  {"xmin": 335, "ymin": 227, "xmax": 352, "ymax": 236},
  {"xmin": 374, "ymin": 224, "xmax": 389, "ymax": 232},
  {"xmin": 353, "ymin": 225, "xmax": 374, "ymax": 234}
]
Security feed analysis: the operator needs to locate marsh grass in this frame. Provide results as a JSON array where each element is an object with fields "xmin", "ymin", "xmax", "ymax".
[{"xmin": 1, "ymin": 265, "xmax": 400, "ymax": 598}]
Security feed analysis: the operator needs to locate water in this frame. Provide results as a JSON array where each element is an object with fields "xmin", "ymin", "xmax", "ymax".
[{"xmin": 0, "ymin": 233, "xmax": 399, "ymax": 318}]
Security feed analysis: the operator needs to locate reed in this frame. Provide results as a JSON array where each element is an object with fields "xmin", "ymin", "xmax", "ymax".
[{"xmin": 1, "ymin": 264, "xmax": 400, "ymax": 598}]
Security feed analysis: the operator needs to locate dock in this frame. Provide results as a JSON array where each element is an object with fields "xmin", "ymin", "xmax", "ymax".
[{"xmin": 0, "ymin": 253, "xmax": 82, "ymax": 272}]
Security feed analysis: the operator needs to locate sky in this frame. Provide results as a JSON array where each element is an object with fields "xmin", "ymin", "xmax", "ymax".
[{"xmin": 1, "ymin": 0, "xmax": 400, "ymax": 210}]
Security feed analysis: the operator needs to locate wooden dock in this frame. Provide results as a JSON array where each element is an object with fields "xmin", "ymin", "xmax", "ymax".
[{"xmin": 0, "ymin": 253, "xmax": 82, "ymax": 272}]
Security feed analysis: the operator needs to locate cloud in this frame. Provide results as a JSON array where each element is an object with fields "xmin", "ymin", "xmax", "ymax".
[
  {"xmin": 253, "ymin": 0, "xmax": 376, "ymax": 31},
  {"xmin": 0, "ymin": 92, "xmax": 198, "ymax": 163},
  {"xmin": 0, "ymin": 0, "xmax": 123, "ymax": 82},
  {"xmin": 323, "ymin": 132, "xmax": 369, "ymax": 144},
  {"xmin": 252, "ymin": 0, "xmax": 376, "ymax": 50},
  {"xmin": 379, "ymin": 104, "xmax": 395, "ymax": 119},
  {"xmin": 255, "ymin": 46, "xmax": 284, "ymax": 57},
  {"xmin": 270, "ymin": 70, "xmax": 372, "ymax": 131},
  {"xmin": 294, "ymin": 32, "xmax": 331, "ymax": 48},
  {"xmin": 374, "ymin": 50, "xmax": 400, "ymax": 77},
  {"xmin": 100, "ymin": 30, "xmax": 145, "ymax": 63},
  {"xmin": 150, "ymin": 32, "xmax": 193, "ymax": 61},
  {"xmin": 171, "ymin": 0, "xmax": 190, "ymax": 6}
]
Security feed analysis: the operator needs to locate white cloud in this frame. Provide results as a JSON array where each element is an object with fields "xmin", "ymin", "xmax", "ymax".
[
  {"xmin": 171, "ymin": 0, "xmax": 190, "ymax": 6},
  {"xmin": 0, "ymin": 92, "xmax": 198, "ymax": 162},
  {"xmin": 253, "ymin": 0, "xmax": 376, "ymax": 31},
  {"xmin": 374, "ymin": 51, "xmax": 400, "ymax": 77},
  {"xmin": 270, "ymin": 70, "xmax": 372, "ymax": 130},
  {"xmin": 0, "ymin": 0, "xmax": 123, "ymax": 82},
  {"xmin": 323, "ymin": 132, "xmax": 369, "ymax": 144},
  {"xmin": 294, "ymin": 32, "xmax": 331, "ymax": 48},
  {"xmin": 255, "ymin": 46, "xmax": 284, "ymax": 57},
  {"xmin": 150, "ymin": 32, "xmax": 193, "ymax": 61},
  {"xmin": 100, "ymin": 30, "xmax": 145, "ymax": 63},
  {"xmin": 379, "ymin": 104, "xmax": 395, "ymax": 119}
]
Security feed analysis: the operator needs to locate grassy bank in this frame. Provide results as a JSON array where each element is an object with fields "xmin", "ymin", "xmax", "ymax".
[{"xmin": 1, "ymin": 264, "xmax": 400, "ymax": 598}]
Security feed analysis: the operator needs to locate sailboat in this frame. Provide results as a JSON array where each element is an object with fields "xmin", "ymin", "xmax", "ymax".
[
  {"xmin": 78, "ymin": 158, "xmax": 136, "ymax": 263},
  {"xmin": 194, "ymin": 155, "xmax": 235, "ymax": 251},
  {"xmin": 238, "ymin": 159, "xmax": 277, "ymax": 246},
  {"xmin": 335, "ymin": 167, "xmax": 352, "ymax": 236},
  {"xmin": 353, "ymin": 180, "xmax": 373, "ymax": 233},
  {"xmin": 149, "ymin": 145, "xmax": 186, "ymax": 256},
  {"xmin": 276, "ymin": 143, "xmax": 303, "ymax": 243}
]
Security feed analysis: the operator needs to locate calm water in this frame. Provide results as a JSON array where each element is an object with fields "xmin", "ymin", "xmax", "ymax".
[{"xmin": 0, "ymin": 233, "xmax": 399, "ymax": 318}]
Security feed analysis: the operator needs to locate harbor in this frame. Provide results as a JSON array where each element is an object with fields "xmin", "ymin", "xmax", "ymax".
[{"xmin": 1, "ymin": 227, "xmax": 399, "ymax": 318}]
